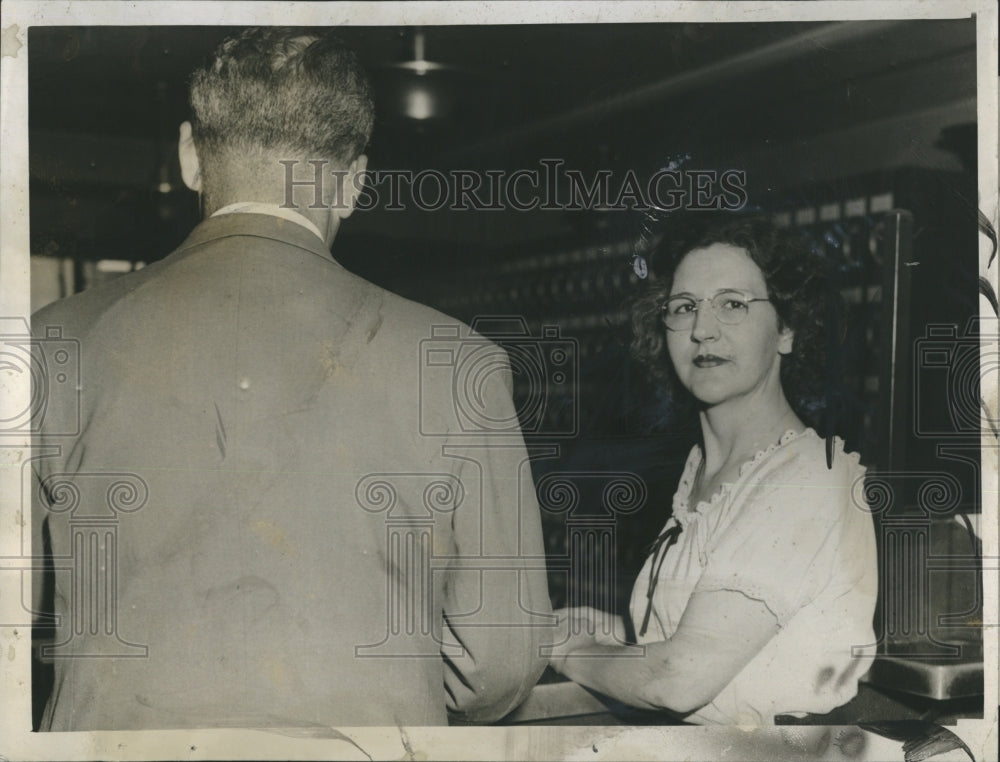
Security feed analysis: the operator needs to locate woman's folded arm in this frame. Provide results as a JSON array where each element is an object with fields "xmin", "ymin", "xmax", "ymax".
[{"xmin": 552, "ymin": 589, "xmax": 780, "ymax": 714}]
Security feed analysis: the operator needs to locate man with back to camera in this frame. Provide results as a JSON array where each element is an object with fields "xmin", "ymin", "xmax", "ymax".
[{"xmin": 31, "ymin": 27, "xmax": 553, "ymax": 729}]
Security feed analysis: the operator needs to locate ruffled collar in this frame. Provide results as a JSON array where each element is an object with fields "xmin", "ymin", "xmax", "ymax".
[{"xmin": 671, "ymin": 428, "xmax": 815, "ymax": 526}]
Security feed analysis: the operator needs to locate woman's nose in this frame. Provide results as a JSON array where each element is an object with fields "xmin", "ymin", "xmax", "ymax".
[{"xmin": 690, "ymin": 301, "xmax": 721, "ymax": 341}]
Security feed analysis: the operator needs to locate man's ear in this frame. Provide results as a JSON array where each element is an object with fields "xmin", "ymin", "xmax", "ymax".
[
  {"xmin": 778, "ymin": 325, "xmax": 794, "ymax": 356},
  {"xmin": 334, "ymin": 154, "xmax": 368, "ymax": 220},
  {"xmin": 178, "ymin": 121, "xmax": 202, "ymax": 193}
]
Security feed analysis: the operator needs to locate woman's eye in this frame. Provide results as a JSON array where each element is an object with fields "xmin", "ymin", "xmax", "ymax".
[{"xmin": 723, "ymin": 299, "xmax": 748, "ymax": 312}]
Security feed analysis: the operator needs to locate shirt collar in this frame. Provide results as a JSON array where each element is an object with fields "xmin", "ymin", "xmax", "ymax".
[{"xmin": 210, "ymin": 202, "xmax": 325, "ymax": 243}]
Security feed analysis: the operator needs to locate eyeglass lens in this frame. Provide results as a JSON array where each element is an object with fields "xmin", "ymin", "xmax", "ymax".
[{"xmin": 663, "ymin": 292, "xmax": 756, "ymax": 328}]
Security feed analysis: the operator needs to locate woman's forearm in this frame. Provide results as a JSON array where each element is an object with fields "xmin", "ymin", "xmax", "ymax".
[
  {"xmin": 557, "ymin": 642, "xmax": 698, "ymax": 713},
  {"xmin": 555, "ymin": 591, "xmax": 782, "ymax": 716}
]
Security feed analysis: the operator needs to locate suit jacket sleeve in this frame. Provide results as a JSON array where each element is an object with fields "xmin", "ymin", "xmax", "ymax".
[{"xmin": 440, "ymin": 354, "xmax": 554, "ymax": 722}]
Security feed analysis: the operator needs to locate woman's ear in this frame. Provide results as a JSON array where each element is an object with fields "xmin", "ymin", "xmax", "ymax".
[
  {"xmin": 778, "ymin": 325, "xmax": 794, "ymax": 356},
  {"xmin": 178, "ymin": 121, "xmax": 202, "ymax": 192}
]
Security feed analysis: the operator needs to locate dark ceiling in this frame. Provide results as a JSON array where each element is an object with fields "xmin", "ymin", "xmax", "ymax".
[
  {"xmin": 31, "ymin": 24, "xmax": 828, "ymax": 143},
  {"xmin": 27, "ymin": 20, "xmax": 977, "ymax": 262},
  {"xmin": 29, "ymin": 21, "xmax": 976, "ymax": 169}
]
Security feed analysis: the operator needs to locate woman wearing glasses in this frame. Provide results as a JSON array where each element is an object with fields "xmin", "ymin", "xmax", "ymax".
[{"xmin": 549, "ymin": 215, "xmax": 878, "ymax": 725}]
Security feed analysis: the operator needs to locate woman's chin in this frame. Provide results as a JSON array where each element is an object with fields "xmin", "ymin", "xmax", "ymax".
[{"xmin": 684, "ymin": 382, "xmax": 735, "ymax": 408}]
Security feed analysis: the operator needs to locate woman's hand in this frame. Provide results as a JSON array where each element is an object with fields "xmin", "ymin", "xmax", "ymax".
[
  {"xmin": 549, "ymin": 607, "xmax": 627, "ymax": 674},
  {"xmin": 556, "ymin": 606, "xmax": 628, "ymax": 644}
]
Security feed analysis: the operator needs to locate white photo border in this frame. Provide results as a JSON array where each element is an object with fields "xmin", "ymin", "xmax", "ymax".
[{"xmin": 1, "ymin": 2, "xmax": 996, "ymax": 760}]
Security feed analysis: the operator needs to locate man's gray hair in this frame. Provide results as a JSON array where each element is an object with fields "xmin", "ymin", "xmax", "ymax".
[{"xmin": 189, "ymin": 27, "xmax": 374, "ymax": 165}]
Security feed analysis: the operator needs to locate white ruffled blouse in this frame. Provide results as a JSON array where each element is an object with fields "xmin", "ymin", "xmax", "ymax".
[{"xmin": 628, "ymin": 428, "xmax": 879, "ymax": 725}]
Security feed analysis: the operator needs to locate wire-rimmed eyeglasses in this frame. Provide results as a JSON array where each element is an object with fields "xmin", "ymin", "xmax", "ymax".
[{"xmin": 661, "ymin": 290, "xmax": 771, "ymax": 331}]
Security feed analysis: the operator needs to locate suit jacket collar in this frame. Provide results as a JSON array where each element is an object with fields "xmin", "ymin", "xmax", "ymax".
[{"xmin": 176, "ymin": 212, "xmax": 337, "ymax": 266}]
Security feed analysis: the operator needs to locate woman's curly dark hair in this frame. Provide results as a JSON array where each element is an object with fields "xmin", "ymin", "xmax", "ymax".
[{"xmin": 631, "ymin": 213, "xmax": 838, "ymax": 423}]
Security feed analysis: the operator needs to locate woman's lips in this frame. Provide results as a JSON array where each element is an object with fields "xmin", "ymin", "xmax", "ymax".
[{"xmin": 693, "ymin": 355, "xmax": 728, "ymax": 368}]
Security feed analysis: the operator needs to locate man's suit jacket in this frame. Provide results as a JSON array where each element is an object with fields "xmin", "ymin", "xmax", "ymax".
[{"xmin": 32, "ymin": 213, "xmax": 553, "ymax": 729}]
